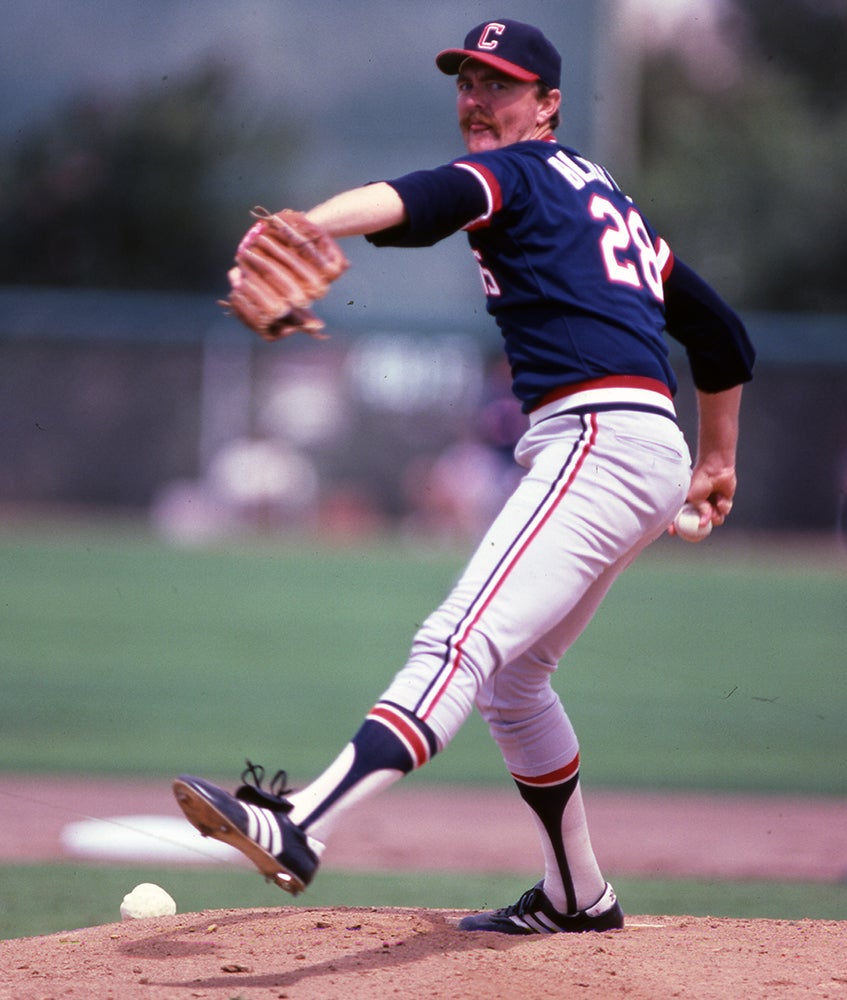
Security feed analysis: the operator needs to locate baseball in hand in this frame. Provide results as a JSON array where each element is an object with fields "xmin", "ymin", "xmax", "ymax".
[
  {"xmin": 673, "ymin": 503, "xmax": 712, "ymax": 542},
  {"xmin": 120, "ymin": 882, "xmax": 177, "ymax": 920}
]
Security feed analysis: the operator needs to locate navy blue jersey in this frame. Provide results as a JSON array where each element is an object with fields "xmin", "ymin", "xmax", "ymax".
[{"xmin": 369, "ymin": 139, "xmax": 753, "ymax": 412}]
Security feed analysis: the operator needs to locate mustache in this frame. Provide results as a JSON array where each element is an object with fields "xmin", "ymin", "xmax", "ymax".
[{"xmin": 461, "ymin": 115, "xmax": 497, "ymax": 130}]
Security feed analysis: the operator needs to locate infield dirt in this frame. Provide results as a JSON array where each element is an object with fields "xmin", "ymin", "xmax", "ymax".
[{"xmin": 1, "ymin": 777, "xmax": 845, "ymax": 999}]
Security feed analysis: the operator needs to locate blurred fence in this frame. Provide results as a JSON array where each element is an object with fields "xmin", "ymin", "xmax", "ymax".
[{"xmin": 1, "ymin": 287, "xmax": 845, "ymax": 537}]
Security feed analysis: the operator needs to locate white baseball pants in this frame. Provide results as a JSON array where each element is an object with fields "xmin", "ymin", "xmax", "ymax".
[{"xmin": 380, "ymin": 408, "xmax": 691, "ymax": 777}]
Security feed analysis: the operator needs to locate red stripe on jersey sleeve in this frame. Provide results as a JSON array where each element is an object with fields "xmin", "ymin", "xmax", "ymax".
[
  {"xmin": 453, "ymin": 161, "xmax": 503, "ymax": 230},
  {"xmin": 656, "ymin": 238, "xmax": 674, "ymax": 280}
]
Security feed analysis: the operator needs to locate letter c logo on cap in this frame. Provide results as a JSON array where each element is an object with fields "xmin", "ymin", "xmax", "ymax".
[{"xmin": 477, "ymin": 22, "xmax": 506, "ymax": 51}]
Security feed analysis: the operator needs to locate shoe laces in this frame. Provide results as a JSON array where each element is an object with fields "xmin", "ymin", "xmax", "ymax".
[
  {"xmin": 503, "ymin": 883, "xmax": 546, "ymax": 917},
  {"xmin": 240, "ymin": 759, "xmax": 294, "ymax": 798}
]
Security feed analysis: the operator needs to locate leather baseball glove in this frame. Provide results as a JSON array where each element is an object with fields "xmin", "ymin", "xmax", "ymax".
[{"xmin": 221, "ymin": 207, "xmax": 349, "ymax": 341}]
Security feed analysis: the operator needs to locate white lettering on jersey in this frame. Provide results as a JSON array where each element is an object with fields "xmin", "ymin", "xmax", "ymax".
[
  {"xmin": 478, "ymin": 23, "xmax": 506, "ymax": 50},
  {"xmin": 472, "ymin": 248, "xmax": 501, "ymax": 297},
  {"xmin": 546, "ymin": 150, "xmax": 616, "ymax": 192},
  {"xmin": 589, "ymin": 195, "xmax": 664, "ymax": 301}
]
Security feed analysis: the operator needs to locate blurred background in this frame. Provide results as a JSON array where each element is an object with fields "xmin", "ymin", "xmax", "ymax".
[
  {"xmin": 1, "ymin": 1, "xmax": 846, "ymax": 937},
  {"xmin": 0, "ymin": 0, "xmax": 845, "ymax": 540}
]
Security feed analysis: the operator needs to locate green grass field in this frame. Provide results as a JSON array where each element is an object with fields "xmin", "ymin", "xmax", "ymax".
[
  {"xmin": 2, "ymin": 865, "xmax": 845, "ymax": 941},
  {"xmin": 2, "ymin": 520, "xmax": 844, "ymax": 792},
  {"xmin": 1, "ymin": 519, "xmax": 845, "ymax": 937}
]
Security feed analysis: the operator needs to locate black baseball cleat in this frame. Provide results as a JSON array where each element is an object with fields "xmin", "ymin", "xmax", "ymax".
[
  {"xmin": 458, "ymin": 881, "xmax": 624, "ymax": 934},
  {"xmin": 172, "ymin": 763, "xmax": 319, "ymax": 895}
]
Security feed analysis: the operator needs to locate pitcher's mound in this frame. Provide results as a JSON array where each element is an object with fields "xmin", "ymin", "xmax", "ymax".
[{"xmin": 3, "ymin": 905, "xmax": 844, "ymax": 1000}]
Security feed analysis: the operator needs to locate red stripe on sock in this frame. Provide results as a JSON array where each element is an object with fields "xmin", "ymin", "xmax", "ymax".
[
  {"xmin": 511, "ymin": 753, "xmax": 580, "ymax": 787},
  {"xmin": 368, "ymin": 704, "xmax": 430, "ymax": 769}
]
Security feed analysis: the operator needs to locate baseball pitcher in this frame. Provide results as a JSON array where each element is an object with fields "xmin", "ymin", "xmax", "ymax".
[{"xmin": 175, "ymin": 19, "xmax": 754, "ymax": 935}]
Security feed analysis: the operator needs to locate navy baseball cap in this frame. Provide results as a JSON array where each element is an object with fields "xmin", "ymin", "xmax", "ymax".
[{"xmin": 436, "ymin": 19, "xmax": 561, "ymax": 90}]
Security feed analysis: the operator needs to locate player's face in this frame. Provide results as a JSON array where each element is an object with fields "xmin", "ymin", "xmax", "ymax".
[{"xmin": 456, "ymin": 61, "xmax": 559, "ymax": 153}]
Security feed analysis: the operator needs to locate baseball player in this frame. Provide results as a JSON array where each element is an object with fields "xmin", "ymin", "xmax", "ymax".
[{"xmin": 174, "ymin": 19, "xmax": 754, "ymax": 934}]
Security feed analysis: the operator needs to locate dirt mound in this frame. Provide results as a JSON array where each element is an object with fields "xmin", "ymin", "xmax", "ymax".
[
  {"xmin": 3, "ymin": 905, "xmax": 844, "ymax": 1000},
  {"xmin": 2, "ymin": 778, "xmax": 846, "ymax": 998}
]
